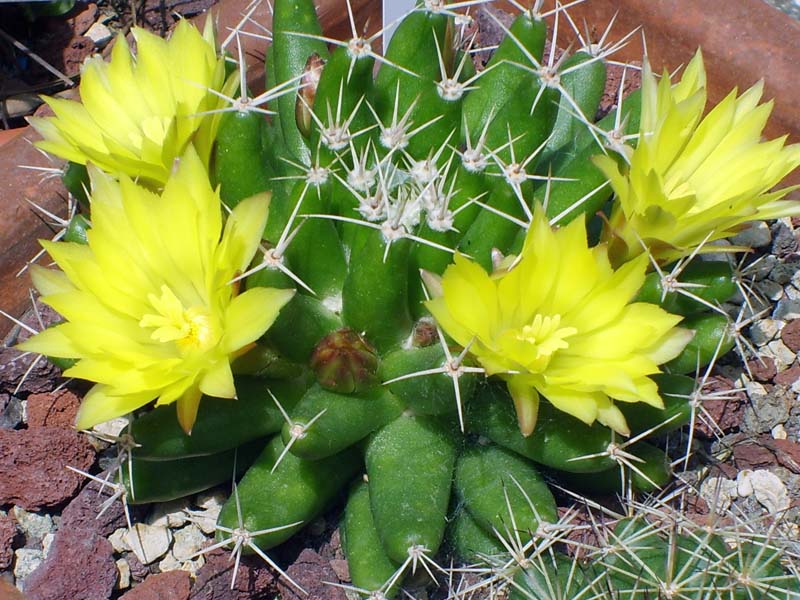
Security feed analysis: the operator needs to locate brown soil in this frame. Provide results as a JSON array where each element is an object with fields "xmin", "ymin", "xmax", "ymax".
[{"xmin": 0, "ymin": 0, "xmax": 218, "ymax": 128}]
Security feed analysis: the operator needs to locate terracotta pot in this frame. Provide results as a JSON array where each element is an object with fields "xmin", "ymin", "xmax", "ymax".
[
  {"xmin": 541, "ymin": 0, "xmax": 800, "ymax": 148},
  {"xmin": 1, "ymin": 0, "xmax": 798, "ymax": 339}
]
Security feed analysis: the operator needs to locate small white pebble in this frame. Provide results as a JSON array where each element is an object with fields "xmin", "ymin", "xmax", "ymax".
[
  {"xmin": 772, "ymin": 423, "xmax": 788, "ymax": 440},
  {"xmin": 195, "ymin": 489, "xmax": 226, "ymax": 511},
  {"xmin": 745, "ymin": 380, "xmax": 768, "ymax": 398},
  {"xmin": 755, "ymin": 279, "xmax": 784, "ymax": 302},
  {"xmin": 14, "ymin": 548, "xmax": 44, "ymax": 591},
  {"xmin": 41, "ymin": 533, "xmax": 54, "ymax": 559},
  {"xmin": 11, "ymin": 507, "xmax": 54, "ymax": 543},
  {"xmin": 731, "ymin": 221, "xmax": 772, "ymax": 248},
  {"xmin": 749, "ymin": 470, "xmax": 790, "ymax": 514},
  {"xmin": 85, "ymin": 22, "xmax": 113, "ymax": 48},
  {"xmin": 766, "ymin": 339, "xmax": 797, "ymax": 370},
  {"xmin": 171, "ymin": 524, "xmax": 207, "ymax": 562},
  {"xmin": 699, "ymin": 476, "xmax": 739, "ymax": 513},
  {"xmin": 785, "ymin": 285, "xmax": 800, "ymax": 302},
  {"xmin": 773, "ymin": 297, "xmax": 800, "ymax": 320},
  {"xmin": 158, "ymin": 551, "xmax": 204, "ymax": 575},
  {"xmin": 124, "ymin": 523, "xmax": 172, "ymax": 565},
  {"xmin": 147, "ymin": 499, "xmax": 189, "ymax": 529},
  {"xmin": 749, "ymin": 319, "xmax": 783, "ymax": 346},
  {"xmin": 157, "ymin": 551, "xmax": 181, "ymax": 573},
  {"xmin": 108, "ymin": 528, "xmax": 131, "ymax": 553},
  {"xmin": 92, "ymin": 418, "xmax": 129, "ymax": 439},
  {"xmin": 698, "ymin": 239, "xmax": 734, "ymax": 263},
  {"xmin": 115, "ymin": 558, "xmax": 131, "ymax": 590},
  {"xmin": 736, "ymin": 470, "xmax": 754, "ymax": 497},
  {"xmin": 189, "ymin": 506, "xmax": 221, "ymax": 536}
]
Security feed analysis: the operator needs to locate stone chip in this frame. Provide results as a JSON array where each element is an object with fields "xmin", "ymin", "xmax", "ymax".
[
  {"xmin": 0, "ymin": 427, "xmax": 95, "ymax": 510},
  {"xmin": 124, "ymin": 523, "xmax": 173, "ymax": 565}
]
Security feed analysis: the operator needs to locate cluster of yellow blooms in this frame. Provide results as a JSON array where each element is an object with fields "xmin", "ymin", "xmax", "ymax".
[
  {"xmin": 21, "ymin": 21, "xmax": 800, "ymax": 437},
  {"xmin": 428, "ymin": 51, "xmax": 800, "ymax": 435},
  {"xmin": 29, "ymin": 20, "xmax": 236, "ymax": 188},
  {"xmin": 426, "ymin": 210, "xmax": 692, "ymax": 436},
  {"xmin": 595, "ymin": 52, "xmax": 800, "ymax": 267},
  {"xmin": 22, "ymin": 22, "xmax": 293, "ymax": 433}
]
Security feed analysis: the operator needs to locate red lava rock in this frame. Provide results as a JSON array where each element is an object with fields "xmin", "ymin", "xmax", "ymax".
[
  {"xmin": 683, "ymin": 492, "xmax": 709, "ymax": 518},
  {"xmin": 189, "ymin": 548, "xmax": 276, "ymax": 600},
  {"xmin": 277, "ymin": 549, "xmax": 347, "ymax": 600},
  {"xmin": 60, "ymin": 471, "xmax": 139, "ymax": 538},
  {"xmin": 0, "ymin": 579, "xmax": 26, "ymax": 600},
  {"xmin": 329, "ymin": 559, "xmax": 350, "ymax": 583},
  {"xmin": 0, "ymin": 348, "xmax": 62, "ymax": 396},
  {"xmin": 0, "ymin": 120, "xmax": 70, "ymax": 342},
  {"xmin": 733, "ymin": 441, "xmax": 777, "ymax": 471},
  {"xmin": 599, "ymin": 62, "xmax": 642, "ymax": 118},
  {"xmin": 27, "ymin": 389, "xmax": 81, "ymax": 429},
  {"xmin": 141, "ymin": 0, "xmax": 214, "ymax": 31},
  {"xmin": 726, "ymin": 437, "xmax": 800, "ymax": 474},
  {"xmin": 556, "ymin": 505, "xmax": 600, "ymax": 556},
  {"xmin": 775, "ymin": 364, "xmax": 800, "ymax": 386},
  {"xmin": 68, "ymin": 2, "xmax": 98, "ymax": 36},
  {"xmin": 23, "ymin": 530, "xmax": 116, "ymax": 600},
  {"xmin": 328, "ymin": 529, "xmax": 342, "ymax": 558},
  {"xmin": 767, "ymin": 439, "xmax": 800, "ymax": 474},
  {"xmin": 694, "ymin": 376, "xmax": 746, "ymax": 438},
  {"xmin": 0, "ymin": 427, "xmax": 94, "ymax": 510},
  {"xmin": 781, "ymin": 319, "xmax": 800, "ymax": 353},
  {"xmin": 63, "ymin": 36, "xmax": 95, "ymax": 76},
  {"xmin": 472, "ymin": 5, "xmax": 515, "ymax": 68},
  {"xmin": 0, "ymin": 512, "xmax": 19, "ymax": 570},
  {"xmin": 747, "ymin": 356, "xmax": 777, "ymax": 382},
  {"xmin": 121, "ymin": 570, "xmax": 191, "ymax": 600},
  {"xmin": 125, "ymin": 553, "xmax": 151, "ymax": 583},
  {"xmin": 712, "ymin": 461, "xmax": 740, "ymax": 480}
]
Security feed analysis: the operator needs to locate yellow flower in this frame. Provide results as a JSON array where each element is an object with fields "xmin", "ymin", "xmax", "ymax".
[
  {"xmin": 426, "ymin": 209, "xmax": 692, "ymax": 436},
  {"xmin": 594, "ymin": 50, "xmax": 800, "ymax": 266},
  {"xmin": 18, "ymin": 147, "xmax": 294, "ymax": 433},
  {"xmin": 29, "ymin": 19, "xmax": 235, "ymax": 188}
]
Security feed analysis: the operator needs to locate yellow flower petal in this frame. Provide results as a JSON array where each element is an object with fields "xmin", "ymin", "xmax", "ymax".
[
  {"xmin": 75, "ymin": 385, "xmax": 154, "ymax": 431},
  {"xmin": 540, "ymin": 385, "xmax": 602, "ymax": 427},
  {"xmin": 222, "ymin": 287, "xmax": 295, "ymax": 353},
  {"xmin": 506, "ymin": 377, "xmax": 540, "ymax": 437},
  {"xmin": 600, "ymin": 49, "xmax": 800, "ymax": 265},
  {"xmin": 24, "ymin": 147, "xmax": 287, "ymax": 431},
  {"xmin": 594, "ymin": 396, "xmax": 631, "ymax": 436},
  {"xmin": 216, "ymin": 192, "xmax": 272, "ymax": 280},
  {"xmin": 31, "ymin": 20, "xmax": 231, "ymax": 187},
  {"xmin": 642, "ymin": 326, "xmax": 695, "ymax": 364},
  {"xmin": 441, "ymin": 253, "xmax": 498, "ymax": 343},
  {"xmin": 16, "ymin": 325, "xmax": 80, "ymax": 358},
  {"xmin": 429, "ymin": 209, "xmax": 691, "ymax": 435},
  {"xmin": 29, "ymin": 264, "xmax": 74, "ymax": 296},
  {"xmin": 176, "ymin": 383, "xmax": 203, "ymax": 434},
  {"xmin": 199, "ymin": 360, "xmax": 236, "ymax": 399}
]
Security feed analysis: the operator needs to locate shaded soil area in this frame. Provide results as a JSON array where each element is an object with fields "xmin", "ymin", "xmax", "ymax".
[{"xmin": 0, "ymin": 0, "xmax": 217, "ymax": 128}]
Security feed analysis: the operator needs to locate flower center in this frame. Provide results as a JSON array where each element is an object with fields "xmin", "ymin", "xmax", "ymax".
[
  {"xmin": 514, "ymin": 314, "xmax": 577, "ymax": 370},
  {"xmin": 140, "ymin": 285, "xmax": 219, "ymax": 353}
]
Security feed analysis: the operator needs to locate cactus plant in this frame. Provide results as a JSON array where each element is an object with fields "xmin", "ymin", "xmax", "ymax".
[
  {"xmin": 502, "ymin": 488, "xmax": 800, "ymax": 600},
  {"xmin": 18, "ymin": 0, "xmax": 800, "ymax": 596}
]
